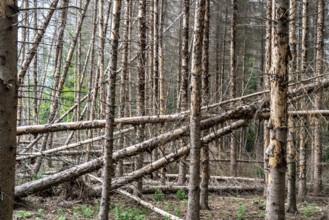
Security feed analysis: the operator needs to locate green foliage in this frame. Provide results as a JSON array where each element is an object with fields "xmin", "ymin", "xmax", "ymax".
[
  {"xmin": 301, "ymin": 201, "xmax": 318, "ymax": 217},
  {"xmin": 322, "ymin": 147, "xmax": 329, "ymax": 162},
  {"xmin": 181, "ymin": 199, "xmax": 188, "ymax": 206},
  {"xmin": 113, "ymin": 205, "xmax": 147, "ymax": 220},
  {"xmin": 176, "ymin": 189, "xmax": 186, "ymax": 201},
  {"xmin": 73, "ymin": 204, "xmax": 97, "ymax": 218},
  {"xmin": 17, "ymin": 210, "xmax": 33, "ymax": 219},
  {"xmin": 173, "ymin": 207, "xmax": 182, "ymax": 217},
  {"xmin": 153, "ymin": 188, "xmax": 165, "ymax": 201},
  {"xmin": 236, "ymin": 204, "xmax": 245, "ymax": 220},
  {"xmin": 245, "ymin": 56, "xmax": 257, "ymax": 93},
  {"xmin": 57, "ymin": 208, "xmax": 66, "ymax": 220}
]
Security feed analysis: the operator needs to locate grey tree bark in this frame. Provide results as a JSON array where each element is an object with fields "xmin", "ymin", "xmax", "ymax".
[{"xmin": 187, "ymin": 0, "xmax": 205, "ymax": 219}]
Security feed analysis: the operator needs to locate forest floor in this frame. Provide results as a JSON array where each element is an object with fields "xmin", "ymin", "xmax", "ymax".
[{"xmin": 13, "ymin": 191, "xmax": 328, "ymax": 219}]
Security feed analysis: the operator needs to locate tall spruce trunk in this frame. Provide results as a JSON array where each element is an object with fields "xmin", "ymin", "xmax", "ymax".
[
  {"xmin": 99, "ymin": 0, "xmax": 122, "ymax": 219},
  {"xmin": 264, "ymin": 0, "xmax": 289, "ymax": 219},
  {"xmin": 134, "ymin": 0, "xmax": 146, "ymax": 197},
  {"xmin": 178, "ymin": 0, "xmax": 189, "ymax": 185},
  {"xmin": 287, "ymin": 0, "xmax": 297, "ymax": 213},
  {"xmin": 298, "ymin": 0, "xmax": 308, "ymax": 201},
  {"xmin": 313, "ymin": 0, "xmax": 324, "ymax": 194},
  {"xmin": 229, "ymin": 0, "xmax": 238, "ymax": 177},
  {"xmin": 187, "ymin": 0, "xmax": 205, "ymax": 219},
  {"xmin": 263, "ymin": 0, "xmax": 272, "ymax": 197},
  {"xmin": 200, "ymin": 0, "xmax": 210, "ymax": 210},
  {"xmin": 0, "ymin": 1, "xmax": 18, "ymax": 219}
]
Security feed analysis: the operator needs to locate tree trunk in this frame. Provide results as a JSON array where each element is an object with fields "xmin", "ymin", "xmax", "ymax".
[
  {"xmin": 287, "ymin": 0, "xmax": 297, "ymax": 213},
  {"xmin": 263, "ymin": 0, "xmax": 272, "ymax": 197},
  {"xmin": 187, "ymin": 0, "xmax": 205, "ymax": 219},
  {"xmin": 264, "ymin": 0, "xmax": 289, "ymax": 219},
  {"xmin": 178, "ymin": 0, "xmax": 189, "ymax": 186},
  {"xmin": 297, "ymin": 0, "xmax": 308, "ymax": 201},
  {"xmin": 134, "ymin": 0, "xmax": 146, "ymax": 198},
  {"xmin": 99, "ymin": 0, "xmax": 122, "ymax": 219},
  {"xmin": 313, "ymin": 0, "xmax": 324, "ymax": 194},
  {"xmin": 200, "ymin": 0, "xmax": 210, "ymax": 210},
  {"xmin": 229, "ymin": 0, "xmax": 237, "ymax": 177},
  {"xmin": 0, "ymin": 2, "xmax": 17, "ymax": 220}
]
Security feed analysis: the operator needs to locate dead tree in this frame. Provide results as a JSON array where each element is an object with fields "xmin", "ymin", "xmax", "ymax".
[
  {"xmin": 99, "ymin": 0, "xmax": 122, "ymax": 219},
  {"xmin": 265, "ymin": 0, "xmax": 289, "ymax": 218},
  {"xmin": 187, "ymin": 0, "xmax": 205, "ymax": 219},
  {"xmin": 0, "ymin": 1, "xmax": 18, "ymax": 219}
]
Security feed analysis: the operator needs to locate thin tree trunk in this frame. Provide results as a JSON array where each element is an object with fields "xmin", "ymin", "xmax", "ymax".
[
  {"xmin": 230, "ymin": 0, "xmax": 238, "ymax": 177},
  {"xmin": 134, "ymin": 0, "xmax": 147, "ymax": 198},
  {"xmin": 187, "ymin": 0, "xmax": 205, "ymax": 219},
  {"xmin": 297, "ymin": 0, "xmax": 308, "ymax": 201},
  {"xmin": 313, "ymin": 0, "xmax": 324, "ymax": 194},
  {"xmin": 116, "ymin": 0, "xmax": 131, "ymax": 177},
  {"xmin": 200, "ymin": 0, "xmax": 210, "ymax": 210},
  {"xmin": 178, "ymin": 0, "xmax": 189, "ymax": 186},
  {"xmin": 99, "ymin": 0, "xmax": 122, "ymax": 219},
  {"xmin": 264, "ymin": 0, "xmax": 289, "ymax": 218},
  {"xmin": 263, "ymin": 0, "xmax": 272, "ymax": 197},
  {"xmin": 0, "ymin": 2, "xmax": 18, "ymax": 219}
]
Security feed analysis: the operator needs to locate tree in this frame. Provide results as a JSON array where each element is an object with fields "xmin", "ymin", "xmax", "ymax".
[
  {"xmin": 265, "ymin": 0, "xmax": 290, "ymax": 218},
  {"xmin": 229, "ymin": 0, "xmax": 238, "ymax": 177},
  {"xmin": 0, "ymin": 1, "xmax": 18, "ymax": 219},
  {"xmin": 187, "ymin": 0, "xmax": 205, "ymax": 219},
  {"xmin": 298, "ymin": 0, "xmax": 309, "ymax": 201},
  {"xmin": 99, "ymin": 0, "xmax": 122, "ymax": 219},
  {"xmin": 313, "ymin": 0, "xmax": 324, "ymax": 194}
]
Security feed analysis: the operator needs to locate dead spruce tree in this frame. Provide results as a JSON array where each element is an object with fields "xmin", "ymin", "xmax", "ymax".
[
  {"xmin": 187, "ymin": 0, "xmax": 205, "ymax": 219},
  {"xmin": 99, "ymin": 0, "xmax": 122, "ymax": 219},
  {"xmin": 265, "ymin": 0, "xmax": 290, "ymax": 219},
  {"xmin": 0, "ymin": 1, "xmax": 18, "ymax": 219}
]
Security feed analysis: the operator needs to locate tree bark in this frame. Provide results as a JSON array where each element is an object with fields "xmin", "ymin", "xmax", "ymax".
[
  {"xmin": 287, "ymin": 0, "xmax": 297, "ymax": 213},
  {"xmin": 99, "ymin": 0, "xmax": 122, "ymax": 219},
  {"xmin": 265, "ymin": 0, "xmax": 289, "ymax": 219},
  {"xmin": 0, "ymin": 2, "xmax": 18, "ymax": 219},
  {"xmin": 298, "ymin": 0, "xmax": 308, "ymax": 201},
  {"xmin": 229, "ymin": 0, "xmax": 238, "ymax": 177},
  {"xmin": 200, "ymin": 0, "xmax": 210, "ymax": 210},
  {"xmin": 134, "ymin": 0, "xmax": 146, "ymax": 198},
  {"xmin": 313, "ymin": 0, "xmax": 324, "ymax": 194},
  {"xmin": 178, "ymin": 0, "xmax": 189, "ymax": 186},
  {"xmin": 187, "ymin": 0, "xmax": 205, "ymax": 219}
]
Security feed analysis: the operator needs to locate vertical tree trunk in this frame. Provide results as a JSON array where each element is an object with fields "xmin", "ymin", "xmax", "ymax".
[
  {"xmin": 265, "ymin": 0, "xmax": 289, "ymax": 219},
  {"xmin": 200, "ymin": 0, "xmax": 210, "ymax": 210},
  {"xmin": 99, "ymin": 0, "xmax": 122, "ymax": 219},
  {"xmin": 0, "ymin": 1, "xmax": 18, "ymax": 219},
  {"xmin": 263, "ymin": 0, "xmax": 272, "ymax": 197},
  {"xmin": 187, "ymin": 0, "xmax": 205, "ymax": 219},
  {"xmin": 313, "ymin": 0, "xmax": 324, "ymax": 194},
  {"xmin": 298, "ymin": 0, "xmax": 308, "ymax": 201},
  {"xmin": 178, "ymin": 0, "xmax": 189, "ymax": 186},
  {"xmin": 134, "ymin": 0, "xmax": 146, "ymax": 197},
  {"xmin": 116, "ymin": 0, "xmax": 131, "ymax": 177},
  {"xmin": 287, "ymin": 0, "xmax": 297, "ymax": 213},
  {"xmin": 229, "ymin": 0, "xmax": 237, "ymax": 177}
]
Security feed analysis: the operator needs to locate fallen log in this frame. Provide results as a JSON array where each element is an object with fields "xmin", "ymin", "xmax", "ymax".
[
  {"xmin": 15, "ymin": 120, "xmax": 247, "ymax": 197},
  {"xmin": 164, "ymin": 174, "xmax": 264, "ymax": 183},
  {"xmin": 117, "ymin": 190, "xmax": 183, "ymax": 220},
  {"xmin": 141, "ymin": 185, "xmax": 263, "ymax": 194}
]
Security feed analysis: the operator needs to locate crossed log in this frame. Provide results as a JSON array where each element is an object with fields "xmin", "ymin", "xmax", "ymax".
[{"xmin": 14, "ymin": 79, "xmax": 329, "ymax": 197}]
